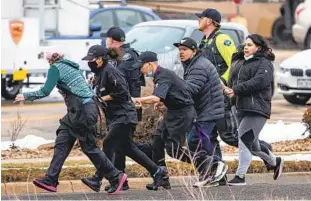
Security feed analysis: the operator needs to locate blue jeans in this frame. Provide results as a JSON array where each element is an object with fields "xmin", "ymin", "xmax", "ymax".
[{"xmin": 187, "ymin": 121, "xmax": 221, "ymax": 162}]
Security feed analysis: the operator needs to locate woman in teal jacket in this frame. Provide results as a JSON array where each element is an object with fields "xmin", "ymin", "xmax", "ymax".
[{"xmin": 14, "ymin": 52, "xmax": 127, "ymax": 194}]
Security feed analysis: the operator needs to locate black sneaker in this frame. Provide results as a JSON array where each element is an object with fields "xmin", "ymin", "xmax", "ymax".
[
  {"xmin": 107, "ymin": 173, "xmax": 127, "ymax": 194},
  {"xmin": 228, "ymin": 175, "xmax": 246, "ymax": 186},
  {"xmin": 273, "ymin": 157, "xmax": 284, "ymax": 180},
  {"xmin": 146, "ymin": 166, "xmax": 169, "ymax": 191},
  {"xmin": 219, "ymin": 175, "xmax": 227, "ymax": 186},
  {"xmin": 104, "ymin": 180, "xmax": 129, "ymax": 191},
  {"xmin": 146, "ymin": 178, "xmax": 171, "ymax": 190},
  {"xmin": 81, "ymin": 175, "xmax": 102, "ymax": 192}
]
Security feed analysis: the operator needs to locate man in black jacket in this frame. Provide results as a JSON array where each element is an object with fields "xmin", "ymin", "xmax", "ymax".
[
  {"xmin": 132, "ymin": 51, "xmax": 197, "ymax": 189},
  {"xmin": 101, "ymin": 26, "xmax": 145, "ymax": 190},
  {"xmin": 80, "ymin": 45, "xmax": 168, "ymax": 192},
  {"xmin": 173, "ymin": 37, "xmax": 227, "ymax": 187}
]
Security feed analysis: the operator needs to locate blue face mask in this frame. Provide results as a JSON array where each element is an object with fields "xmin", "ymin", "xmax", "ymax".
[{"xmin": 146, "ymin": 71, "xmax": 153, "ymax": 77}]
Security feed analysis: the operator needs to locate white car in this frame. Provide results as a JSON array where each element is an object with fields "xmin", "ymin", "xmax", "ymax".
[
  {"xmin": 125, "ymin": 20, "xmax": 248, "ymax": 77},
  {"xmin": 276, "ymin": 49, "xmax": 311, "ymax": 105},
  {"xmin": 292, "ymin": 0, "xmax": 311, "ymax": 49}
]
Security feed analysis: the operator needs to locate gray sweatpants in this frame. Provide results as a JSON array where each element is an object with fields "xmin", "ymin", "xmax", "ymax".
[{"xmin": 232, "ymin": 106, "xmax": 276, "ymax": 177}]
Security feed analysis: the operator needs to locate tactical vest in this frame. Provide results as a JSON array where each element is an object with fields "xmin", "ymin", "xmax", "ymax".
[{"xmin": 199, "ymin": 31, "xmax": 228, "ymax": 84}]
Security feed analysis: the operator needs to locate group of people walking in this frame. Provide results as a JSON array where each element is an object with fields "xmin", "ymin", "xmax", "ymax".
[{"xmin": 14, "ymin": 7, "xmax": 284, "ymax": 194}]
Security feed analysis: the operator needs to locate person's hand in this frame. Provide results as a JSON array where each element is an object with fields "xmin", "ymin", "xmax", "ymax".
[
  {"xmin": 135, "ymin": 101, "xmax": 142, "ymax": 109},
  {"xmin": 14, "ymin": 94, "xmax": 25, "ymax": 103},
  {"xmin": 88, "ymin": 76, "xmax": 95, "ymax": 85},
  {"xmin": 154, "ymin": 102, "xmax": 160, "ymax": 111},
  {"xmin": 225, "ymin": 88, "xmax": 235, "ymax": 98},
  {"xmin": 133, "ymin": 97, "xmax": 143, "ymax": 107}
]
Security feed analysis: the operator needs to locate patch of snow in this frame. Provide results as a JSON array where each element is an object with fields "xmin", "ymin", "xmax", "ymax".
[
  {"xmin": 222, "ymin": 154, "xmax": 311, "ymax": 162},
  {"xmin": 220, "ymin": 120, "xmax": 309, "ymax": 146},
  {"xmin": 260, "ymin": 120, "xmax": 308, "ymax": 143},
  {"xmin": 1, "ymin": 135, "xmax": 54, "ymax": 150}
]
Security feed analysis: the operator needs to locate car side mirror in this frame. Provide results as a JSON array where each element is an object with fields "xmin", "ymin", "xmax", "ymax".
[{"xmin": 90, "ymin": 24, "xmax": 101, "ymax": 32}]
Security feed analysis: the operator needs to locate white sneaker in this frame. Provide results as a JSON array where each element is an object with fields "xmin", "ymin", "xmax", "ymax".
[
  {"xmin": 193, "ymin": 180, "xmax": 219, "ymax": 188},
  {"xmin": 213, "ymin": 161, "xmax": 228, "ymax": 182}
]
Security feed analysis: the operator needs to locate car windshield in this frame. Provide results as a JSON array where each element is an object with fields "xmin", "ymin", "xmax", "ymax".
[{"xmin": 125, "ymin": 26, "xmax": 186, "ymax": 53}]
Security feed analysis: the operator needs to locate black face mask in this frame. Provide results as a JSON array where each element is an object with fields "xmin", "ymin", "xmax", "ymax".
[{"xmin": 88, "ymin": 61, "xmax": 101, "ymax": 74}]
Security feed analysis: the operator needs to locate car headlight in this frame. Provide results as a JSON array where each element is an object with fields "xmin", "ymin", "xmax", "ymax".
[{"xmin": 279, "ymin": 67, "xmax": 290, "ymax": 73}]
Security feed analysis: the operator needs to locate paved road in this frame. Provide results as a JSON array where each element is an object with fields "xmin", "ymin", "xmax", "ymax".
[
  {"xmin": 1, "ymin": 98, "xmax": 308, "ymax": 141},
  {"xmin": 1, "ymin": 50, "xmax": 308, "ymax": 141},
  {"xmin": 2, "ymin": 174, "xmax": 311, "ymax": 200}
]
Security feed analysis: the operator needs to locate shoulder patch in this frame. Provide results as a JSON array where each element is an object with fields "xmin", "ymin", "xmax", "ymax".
[
  {"xmin": 122, "ymin": 53, "xmax": 132, "ymax": 61},
  {"xmin": 224, "ymin": 40, "xmax": 232, "ymax": 46}
]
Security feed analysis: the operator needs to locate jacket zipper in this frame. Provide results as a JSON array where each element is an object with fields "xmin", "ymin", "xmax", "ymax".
[
  {"xmin": 237, "ymin": 62, "xmax": 244, "ymax": 84},
  {"xmin": 236, "ymin": 63, "xmax": 244, "ymax": 106}
]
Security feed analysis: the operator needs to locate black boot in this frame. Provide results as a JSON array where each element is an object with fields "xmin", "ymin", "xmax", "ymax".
[
  {"xmin": 146, "ymin": 166, "xmax": 169, "ymax": 191},
  {"xmin": 81, "ymin": 175, "xmax": 102, "ymax": 192},
  {"xmin": 273, "ymin": 157, "xmax": 284, "ymax": 180},
  {"xmin": 107, "ymin": 173, "xmax": 128, "ymax": 194},
  {"xmin": 219, "ymin": 175, "xmax": 227, "ymax": 186},
  {"xmin": 146, "ymin": 178, "xmax": 171, "ymax": 190},
  {"xmin": 104, "ymin": 180, "xmax": 129, "ymax": 191}
]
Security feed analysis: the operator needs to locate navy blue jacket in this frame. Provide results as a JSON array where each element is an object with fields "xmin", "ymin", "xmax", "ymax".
[{"xmin": 183, "ymin": 53, "xmax": 224, "ymax": 122}]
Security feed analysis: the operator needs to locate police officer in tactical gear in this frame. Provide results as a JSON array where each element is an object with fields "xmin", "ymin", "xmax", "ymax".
[
  {"xmin": 80, "ymin": 45, "xmax": 168, "ymax": 192},
  {"xmin": 101, "ymin": 26, "xmax": 145, "ymax": 190},
  {"xmin": 196, "ymin": 8, "xmax": 273, "ymax": 184}
]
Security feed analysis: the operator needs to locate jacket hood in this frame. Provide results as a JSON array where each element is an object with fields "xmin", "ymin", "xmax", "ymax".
[{"xmin": 56, "ymin": 59, "xmax": 80, "ymax": 69}]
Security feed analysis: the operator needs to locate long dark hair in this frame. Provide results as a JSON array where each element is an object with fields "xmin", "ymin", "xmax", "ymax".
[{"xmin": 247, "ymin": 34, "xmax": 275, "ymax": 61}]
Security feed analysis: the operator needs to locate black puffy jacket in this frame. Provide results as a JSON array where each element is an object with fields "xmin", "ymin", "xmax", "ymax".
[
  {"xmin": 228, "ymin": 52, "xmax": 274, "ymax": 118},
  {"xmin": 183, "ymin": 53, "xmax": 224, "ymax": 122}
]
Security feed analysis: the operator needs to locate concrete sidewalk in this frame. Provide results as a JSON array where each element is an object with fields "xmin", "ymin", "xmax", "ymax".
[
  {"xmin": 2, "ymin": 151, "xmax": 311, "ymax": 164},
  {"xmin": 2, "ymin": 172, "xmax": 311, "ymax": 196}
]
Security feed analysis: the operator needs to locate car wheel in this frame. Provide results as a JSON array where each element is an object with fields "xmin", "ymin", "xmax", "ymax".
[
  {"xmin": 1, "ymin": 76, "xmax": 23, "ymax": 100},
  {"xmin": 283, "ymin": 94, "xmax": 310, "ymax": 105},
  {"xmin": 272, "ymin": 17, "xmax": 292, "ymax": 44},
  {"xmin": 304, "ymin": 30, "xmax": 311, "ymax": 50}
]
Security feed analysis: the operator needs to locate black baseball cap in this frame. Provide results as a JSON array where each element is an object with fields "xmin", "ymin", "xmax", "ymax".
[
  {"xmin": 173, "ymin": 37, "xmax": 198, "ymax": 50},
  {"xmin": 82, "ymin": 45, "xmax": 108, "ymax": 60},
  {"xmin": 100, "ymin": 26, "xmax": 126, "ymax": 42},
  {"xmin": 195, "ymin": 8, "xmax": 221, "ymax": 24},
  {"xmin": 132, "ymin": 51, "xmax": 158, "ymax": 69}
]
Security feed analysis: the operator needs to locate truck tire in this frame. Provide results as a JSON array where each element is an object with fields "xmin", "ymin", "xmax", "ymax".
[
  {"xmin": 283, "ymin": 94, "xmax": 310, "ymax": 105},
  {"xmin": 1, "ymin": 76, "xmax": 23, "ymax": 100},
  {"xmin": 304, "ymin": 30, "xmax": 311, "ymax": 50},
  {"xmin": 272, "ymin": 17, "xmax": 292, "ymax": 44}
]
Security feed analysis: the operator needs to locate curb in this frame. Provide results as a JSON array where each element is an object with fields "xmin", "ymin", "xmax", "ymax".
[
  {"xmin": 2, "ymin": 172, "xmax": 311, "ymax": 196},
  {"xmin": 2, "ymin": 151, "xmax": 310, "ymax": 164}
]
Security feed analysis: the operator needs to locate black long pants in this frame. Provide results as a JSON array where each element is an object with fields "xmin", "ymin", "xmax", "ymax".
[
  {"xmin": 45, "ymin": 100, "xmax": 120, "ymax": 186},
  {"xmin": 96, "ymin": 123, "xmax": 159, "ymax": 179},
  {"xmin": 128, "ymin": 107, "xmax": 196, "ymax": 166},
  {"xmin": 216, "ymin": 107, "xmax": 273, "ymax": 167},
  {"xmin": 112, "ymin": 113, "xmax": 167, "ymax": 172},
  {"xmin": 113, "ymin": 135, "xmax": 166, "ymax": 172}
]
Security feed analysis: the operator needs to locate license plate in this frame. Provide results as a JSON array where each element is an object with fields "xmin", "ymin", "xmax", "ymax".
[{"xmin": 297, "ymin": 79, "xmax": 311, "ymax": 88}]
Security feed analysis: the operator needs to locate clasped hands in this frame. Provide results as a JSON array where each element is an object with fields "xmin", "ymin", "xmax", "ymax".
[{"xmin": 223, "ymin": 87, "xmax": 235, "ymax": 98}]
